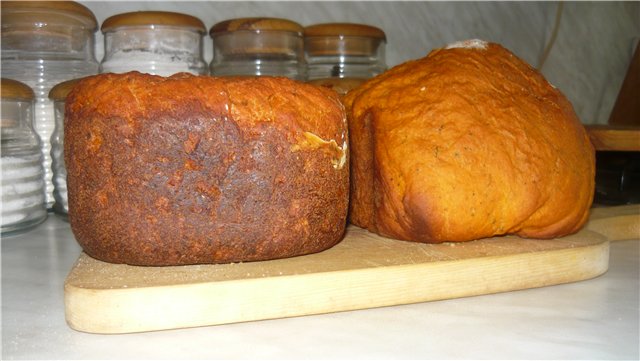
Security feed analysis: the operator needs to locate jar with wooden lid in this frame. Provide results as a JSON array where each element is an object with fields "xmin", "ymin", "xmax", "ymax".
[
  {"xmin": 100, "ymin": 11, "xmax": 208, "ymax": 76},
  {"xmin": 1, "ymin": 79, "xmax": 48, "ymax": 235},
  {"xmin": 210, "ymin": 17, "xmax": 306, "ymax": 80},
  {"xmin": 1, "ymin": 1, "xmax": 99, "ymax": 210},
  {"xmin": 48, "ymin": 78, "xmax": 84, "ymax": 218},
  {"xmin": 304, "ymin": 23, "xmax": 387, "ymax": 95}
]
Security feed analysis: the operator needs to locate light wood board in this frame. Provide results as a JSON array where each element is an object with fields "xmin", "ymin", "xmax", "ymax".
[
  {"xmin": 65, "ymin": 220, "xmax": 614, "ymax": 334},
  {"xmin": 587, "ymin": 204, "xmax": 639, "ymax": 241},
  {"xmin": 585, "ymin": 125, "xmax": 640, "ymax": 151}
]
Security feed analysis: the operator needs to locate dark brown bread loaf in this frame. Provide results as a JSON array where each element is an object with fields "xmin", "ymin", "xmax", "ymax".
[
  {"xmin": 344, "ymin": 40, "xmax": 595, "ymax": 243},
  {"xmin": 65, "ymin": 72, "xmax": 349, "ymax": 266}
]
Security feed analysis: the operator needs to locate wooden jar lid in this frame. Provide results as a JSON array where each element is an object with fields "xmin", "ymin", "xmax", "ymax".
[
  {"xmin": 304, "ymin": 23, "xmax": 386, "ymax": 40},
  {"xmin": 210, "ymin": 17, "xmax": 303, "ymax": 36},
  {"xmin": 49, "ymin": 78, "xmax": 83, "ymax": 101},
  {"xmin": 102, "ymin": 11, "xmax": 206, "ymax": 34},
  {"xmin": 1, "ymin": 1, "xmax": 98, "ymax": 30},
  {"xmin": 1, "ymin": 79, "xmax": 35, "ymax": 101},
  {"xmin": 304, "ymin": 23, "xmax": 386, "ymax": 56}
]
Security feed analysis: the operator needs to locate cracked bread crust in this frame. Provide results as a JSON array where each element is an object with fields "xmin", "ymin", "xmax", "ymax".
[
  {"xmin": 65, "ymin": 72, "xmax": 348, "ymax": 265},
  {"xmin": 344, "ymin": 41, "xmax": 595, "ymax": 243}
]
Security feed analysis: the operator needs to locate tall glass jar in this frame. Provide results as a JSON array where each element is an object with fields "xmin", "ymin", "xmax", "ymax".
[
  {"xmin": 210, "ymin": 17, "xmax": 306, "ymax": 80},
  {"xmin": 48, "ymin": 78, "xmax": 83, "ymax": 219},
  {"xmin": 1, "ymin": 79, "xmax": 48, "ymax": 235},
  {"xmin": 1, "ymin": 1, "xmax": 99, "ymax": 210},
  {"xmin": 100, "ymin": 11, "xmax": 208, "ymax": 76},
  {"xmin": 304, "ymin": 23, "xmax": 387, "ymax": 95}
]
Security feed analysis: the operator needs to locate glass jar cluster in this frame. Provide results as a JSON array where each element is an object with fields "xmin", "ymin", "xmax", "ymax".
[
  {"xmin": 2, "ymin": 2, "xmax": 388, "ymax": 231},
  {"xmin": 97, "ymin": 12, "xmax": 388, "ymax": 85}
]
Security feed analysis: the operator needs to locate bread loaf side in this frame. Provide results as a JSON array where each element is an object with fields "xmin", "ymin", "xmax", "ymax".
[{"xmin": 65, "ymin": 72, "xmax": 349, "ymax": 265}]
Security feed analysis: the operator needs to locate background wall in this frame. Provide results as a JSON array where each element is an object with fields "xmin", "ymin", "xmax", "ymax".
[{"xmin": 81, "ymin": 1, "xmax": 640, "ymax": 125}]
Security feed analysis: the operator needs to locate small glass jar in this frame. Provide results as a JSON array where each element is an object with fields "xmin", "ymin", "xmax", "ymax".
[
  {"xmin": 1, "ymin": 79, "xmax": 48, "ymax": 235},
  {"xmin": 304, "ymin": 23, "xmax": 387, "ymax": 95},
  {"xmin": 100, "ymin": 11, "xmax": 208, "ymax": 76},
  {"xmin": 48, "ymin": 78, "xmax": 83, "ymax": 219},
  {"xmin": 210, "ymin": 17, "xmax": 305, "ymax": 80},
  {"xmin": 1, "ymin": 1, "xmax": 99, "ymax": 210}
]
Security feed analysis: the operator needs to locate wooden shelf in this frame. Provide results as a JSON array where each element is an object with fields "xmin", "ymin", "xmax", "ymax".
[{"xmin": 585, "ymin": 125, "xmax": 640, "ymax": 151}]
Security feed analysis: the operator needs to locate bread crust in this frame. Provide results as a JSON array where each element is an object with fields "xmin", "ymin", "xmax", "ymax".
[
  {"xmin": 344, "ymin": 41, "xmax": 595, "ymax": 242},
  {"xmin": 65, "ymin": 72, "xmax": 349, "ymax": 265}
]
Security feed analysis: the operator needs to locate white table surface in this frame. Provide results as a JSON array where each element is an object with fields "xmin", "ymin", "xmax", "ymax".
[{"xmin": 1, "ymin": 215, "xmax": 638, "ymax": 360}]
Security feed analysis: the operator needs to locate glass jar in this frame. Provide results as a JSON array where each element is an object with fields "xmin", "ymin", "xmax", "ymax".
[
  {"xmin": 1, "ymin": 79, "xmax": 48, "ymax": 235},
  {"xmin": 48, "ymin": 78, "xmax": 83, "ymax": 219},
  {"xmin": 1, "ymin": 1, "xmax": 99, "ymax": 210},
  {"xmin": 210, "ymin": 17, "xmax": 306, "ymax": 80},
  {"xmin": 304, "ymin": 23, "xmax": 387, "ymax": 95},
  {"xmin": 100, "ymin": 11, "xmax": 208, "ymax": 76}
]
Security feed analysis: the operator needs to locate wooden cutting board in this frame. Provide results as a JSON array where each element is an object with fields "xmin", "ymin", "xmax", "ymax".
[
  {"xmin": 65, "ymin": 206, "xmax": 638, "ymax": 334},
  {"xmin": 587, "ymin": 204, "xmax": 639, "ymax": 242}
]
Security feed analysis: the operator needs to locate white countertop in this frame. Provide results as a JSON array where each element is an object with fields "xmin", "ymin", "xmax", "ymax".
[{"xmin": 2, "ymin": 215, "xmax": 638, "ymax": 360}]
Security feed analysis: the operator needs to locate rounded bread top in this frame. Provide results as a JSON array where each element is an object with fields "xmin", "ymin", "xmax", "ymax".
[
  {"xmin": 1, "ymin": 78, "xmax": 35, "ymax": 101},
  {"xmin": 101, "ymin": 11, "xmax": 206, "ymax": 34},
  {"xmin": 346, "ymin": 40, "xmax": 564, "ymax": 118},
  {"xmin": 1, "ymin": 1, "xmax": 98, "ymax": 30},
  {"xmin": 210, "ymin": 17, "xmax": 303, "ymax": 36}
]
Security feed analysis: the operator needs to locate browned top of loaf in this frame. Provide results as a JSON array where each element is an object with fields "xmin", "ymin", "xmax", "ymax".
[
  {"xmin": 344, "ymin": 41, "xmax": 595, "ymax": 242},
  {"xmin": 67, "ymin": 73, "xmax": 344, "ymax": 143}
]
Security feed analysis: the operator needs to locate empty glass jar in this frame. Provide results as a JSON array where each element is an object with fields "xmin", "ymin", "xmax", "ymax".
[
  {"xmin": 1, "ymin": 0, "xmax": 99, "ymax": 209},
  {"xmin": 304, "ymin": 23, "xmax": 387, "ymax": 95},
  {"xmin": 1, "ymin": 79, "xmax": 48, "ymax": 235},
  {"xmin": 100, "ymin": 11, "xmax": 208, "ymax": 76},
  {"xmin": 210, "ymin": 17, "xmax": 306, "ymax": 79},
  {"xmin": 48, "ymin": 78, "xmax": 83, "ymax": 219}
]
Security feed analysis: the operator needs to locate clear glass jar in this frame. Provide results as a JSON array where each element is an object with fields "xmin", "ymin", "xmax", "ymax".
[
  {"xmin": 100, "ymin": 11, "xmax": 208, "ymax": 76},
  {"xmin": 1, "ymin": 79, "xmax": 48, "ymax": 235},
  {"xmin": 1, "ymin": 1, "xmax": 99, "ymax": 210},
  {"xmin": 304, "ymin": 23, "xmax": 387, "ymax": 95},
  {"xmin": 210, "ymin": 17, "xmax": 306, "ymax": 80},
  {"xmin": 48, "ymin": 78, "xmax": 82, "ymax": 219}
]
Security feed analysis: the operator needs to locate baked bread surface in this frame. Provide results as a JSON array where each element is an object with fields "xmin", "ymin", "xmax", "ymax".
[
  {"xmin": 65, "ymin": 72, "xmax": 348, "ymax": 265},
  {"xmin": 344, "ymin": 40, "xmax": 595, "ymax": 242}
]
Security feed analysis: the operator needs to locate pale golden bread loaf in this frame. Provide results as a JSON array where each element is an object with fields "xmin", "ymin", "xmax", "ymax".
[{"xmin": 344, "ymin": 40, "xmax": 595, "ymax": 242}]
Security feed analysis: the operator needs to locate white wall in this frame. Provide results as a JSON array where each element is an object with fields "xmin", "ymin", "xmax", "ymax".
[{"xmin": 81, "ymin": 0, "xmax": 640, "ymax": 125}]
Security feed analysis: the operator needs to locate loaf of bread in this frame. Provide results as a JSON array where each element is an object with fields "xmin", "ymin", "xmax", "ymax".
[
  {"xmin": 344, "ymin": 40, "xmax": 595, "ymax": 242},
  {"xmin": 65, "ymin": 72, "xmax": 349, "ymax": 266}
]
